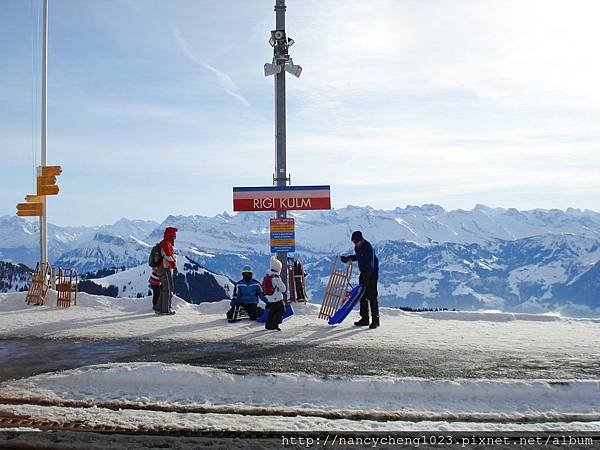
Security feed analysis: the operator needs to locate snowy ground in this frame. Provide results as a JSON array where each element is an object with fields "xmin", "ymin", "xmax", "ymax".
[
  {"xmin": 0, "ymin": 362, "xmax": 598, "ymax": 437},
  {"xmin": 2, "ymin": 362, "xmax": 599, "ymax": 420},
  {"xmin": 1, "ymin": 291, "xmax": 599, "ymax": 441},
  {"xmin": 1, "ymin": 291, "xmax": 599, "ymax": 354}
]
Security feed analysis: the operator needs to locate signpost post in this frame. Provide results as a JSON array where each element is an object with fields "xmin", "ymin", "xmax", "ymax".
[{"xmin": 40, "ymin": 0, "xmax": 49, "ymax": 269}]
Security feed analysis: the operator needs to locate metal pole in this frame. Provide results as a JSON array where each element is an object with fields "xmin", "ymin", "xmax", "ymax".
[
  {"xmin": 274, "ymin": 0, "xmax": 288, "ymax": 292},
  {"xmin": 40, "ymin": 0, "xmax": 48, "ymax": 269}
]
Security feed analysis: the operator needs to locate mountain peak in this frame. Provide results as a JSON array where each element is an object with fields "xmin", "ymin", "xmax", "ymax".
[{"xmin": 404, "ymin": 204, "xmax": 445, "ymax": 215}]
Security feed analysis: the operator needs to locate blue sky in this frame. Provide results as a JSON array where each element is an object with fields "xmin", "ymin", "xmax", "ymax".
[{"xmin": 1, "ymin": 0, "xmax": 599, "ymax": 226}]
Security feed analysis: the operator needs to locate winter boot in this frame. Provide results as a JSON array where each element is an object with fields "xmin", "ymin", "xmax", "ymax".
[
  {"xmin": 369, "ymin": 316, "xmax": 380, "ymax": 329},
  {"xmin": 354, "ymin": 317, "xmax": 370, "ymax": 327}
]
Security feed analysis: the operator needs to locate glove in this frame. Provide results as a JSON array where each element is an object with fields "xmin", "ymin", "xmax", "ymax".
[{"xmin": 340, "ymin": 256, "xmax": 349, "ymax": 263}]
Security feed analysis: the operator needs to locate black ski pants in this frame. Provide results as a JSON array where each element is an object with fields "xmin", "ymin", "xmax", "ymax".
[
  {"xmin": 151, "ymin": 285, "xmax": 161, "ymax": 311},
  {"xmin": 265, "ymin": 300, "xmax": 285, "ymax": 329},
  {"xmin": 359, "ymin": 278, "xmax": 379, "ymax": 321}
]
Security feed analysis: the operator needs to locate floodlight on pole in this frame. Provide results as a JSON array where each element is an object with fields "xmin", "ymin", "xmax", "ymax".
[
  {"xmin": 264, "ymin": 21, "xmax": 302, "ymax": 79},
  {"xmin": 284, "ymin": 61, "xmax": 302, "ymax": 78},
  {"xmin": 264, "ymin": 62, "xmax": 282, "ymax": 77}
]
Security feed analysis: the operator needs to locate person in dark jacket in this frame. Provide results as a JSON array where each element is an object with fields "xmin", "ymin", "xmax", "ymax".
[
  {"xmin": 341, "ymin": 231, "xmax": 380, "ymax": 328},
  {"xmin": 227, "ymin": 265, "xmax": 268, "ymax": 322}
]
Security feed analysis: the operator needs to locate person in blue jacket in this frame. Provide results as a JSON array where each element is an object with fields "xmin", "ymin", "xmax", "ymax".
[
  {"xmin": 226, "ymin": 265, "xmax": 268, "ymax": 322},
  {"xmin": 341, "ymin": 231, "xmax": 380, "ymax": 328}
]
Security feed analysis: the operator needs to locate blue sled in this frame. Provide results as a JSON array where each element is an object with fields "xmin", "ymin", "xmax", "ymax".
[
  {"xmin": 257, "ymin": 302, "xmax": 294, "ymax": 323},
  {"xmin": 328, "ymin": 285, "xmax": 365, "ymax": 325}
]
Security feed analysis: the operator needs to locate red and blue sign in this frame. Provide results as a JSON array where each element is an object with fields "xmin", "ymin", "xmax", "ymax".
[{"xmin": 233, "ymin": 185, "xmax": 331, "ymax": 212}]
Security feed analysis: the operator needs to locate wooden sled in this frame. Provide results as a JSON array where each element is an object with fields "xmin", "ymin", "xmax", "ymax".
[
  {"xmin": 56, "ymin": 268, "xmax": 78, "ymax": 308},
  {"xmin": 26, "ymin": 262, "xmax": 52, "ymax": 306},
  {"xmin": 318, "ymin": 257, "xmax": 352, "ymax": 320},
  {"xmin": 287, "ymin": 258, "xmax": 308, "ymax": 304}
]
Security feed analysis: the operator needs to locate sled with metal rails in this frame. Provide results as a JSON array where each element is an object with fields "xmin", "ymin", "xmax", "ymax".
[
  {"xmin": 56, "ymin": 268, "xmax": 78, "ymax": 308},
  {"xmin": 318, "ymin": 257, "xmax": 352, "ymax": 320}
]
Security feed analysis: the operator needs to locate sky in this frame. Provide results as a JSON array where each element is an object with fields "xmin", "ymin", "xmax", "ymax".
[{"xmin": 1, "ymin": 0, "xmax": 599, "ymax": 226}]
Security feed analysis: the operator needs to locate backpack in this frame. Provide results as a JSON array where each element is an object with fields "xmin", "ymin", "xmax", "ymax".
[
  {"xmin": 148, "ymin": 243, "xmax": 162, "ymax": 268},
  {"xmin": 262, "ymin": 275, "xmax": 276, "ymax": 296}
]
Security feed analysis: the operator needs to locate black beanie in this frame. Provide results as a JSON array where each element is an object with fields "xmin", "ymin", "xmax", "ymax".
[{"xmin": 351, "ymin": 231, "xmax": 363, "ymax": 242}]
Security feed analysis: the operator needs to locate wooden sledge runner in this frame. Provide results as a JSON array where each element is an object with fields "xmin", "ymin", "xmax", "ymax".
[
  {"xmin": 287, "ymin": 258, "xmax": 308, "ymax": 304},
  {"xmin": 318, "ymin": 257, "xmax": 352, "ymax": 320},
  {"xmin": 26, "ymin": 262, "xmax": 52, "ymax": 306},
  {"xmin": 56, "ymin": 268, "xmax": 78, "ymax": 308}
]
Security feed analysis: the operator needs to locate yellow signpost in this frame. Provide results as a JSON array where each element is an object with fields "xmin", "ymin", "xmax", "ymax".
[
  {"xmin": 15, "ymin": 166, "xmax": 62, "ymax": 217},
  {"xmin": 16, "ymin": 201, "xmax": 44, "ymax": 217},
  {"xmin": 41, "ymin": 165, "xmax": 62, "ymax": 176},
  {"xmin": 37, "ymin": 172, "xmax": 60, "ymax": 196}
]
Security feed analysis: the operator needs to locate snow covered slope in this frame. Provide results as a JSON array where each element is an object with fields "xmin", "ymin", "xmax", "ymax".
[
  {"xmin": 83, "ymin": 255, "xmax": 233, "ymax": 303},
  {"xmin": 0, "ymin": 261, "xmax": 33, "ymax": 293}
]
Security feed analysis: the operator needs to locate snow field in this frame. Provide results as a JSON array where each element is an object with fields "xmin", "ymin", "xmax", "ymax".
[
  {"xmin": 2, "ymin": 402, "xmax": 600, "ymax": 433},
  {"xmin": 1, "ymin": 363, "xmax": 599, "ymax": 419},
  {"xmin": 1, "ymin": 291, "xmax": 599, "ymax": 355},
  {"xmin": 1, "ymin": 290, "xmax": 599, "ymax": 433}
]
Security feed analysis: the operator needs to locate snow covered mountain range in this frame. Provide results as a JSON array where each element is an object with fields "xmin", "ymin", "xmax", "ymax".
[{"xmin": 1, "ymin": 204, "xmax": 599, "ymax": 315}]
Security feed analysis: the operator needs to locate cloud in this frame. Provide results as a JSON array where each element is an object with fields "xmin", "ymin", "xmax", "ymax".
[
  {"xmin": 286, "ymin": 0, "xmax": 600, "ymax": 116},
  {"xmin": 200, "ymin": 62, "xmax": 250, "ymax": 107},
  {"xmin": 173, "ymin": 27, "xmax": 249, "ymax": 106}
]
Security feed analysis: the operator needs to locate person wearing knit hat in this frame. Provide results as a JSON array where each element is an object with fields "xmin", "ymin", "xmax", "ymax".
[
  {"xmin": 227, "ymin": 265, "xmax": 268, "ymax": 322},
  {"xmin": 263, "ymin": 257, "xmax": 287, "ymax": 331},
  {"xmin": 341, "ymin": 230, "xmax": 380, "ymax": 329}
]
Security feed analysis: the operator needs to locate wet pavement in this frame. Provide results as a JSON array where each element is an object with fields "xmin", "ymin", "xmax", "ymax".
[{"xmin": 1, "ymin": 338, "xmax": 598, "ymax": 382}]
